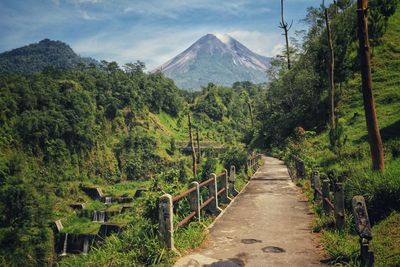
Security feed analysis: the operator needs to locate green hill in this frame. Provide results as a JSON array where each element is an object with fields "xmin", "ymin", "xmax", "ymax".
[
  {"xmin": 0, "ymin": 39, "xmax": 98, "ymax": 74},
  {"xmin": 252, "ymin": 2, "xmax": 400, "ymax": 266}
]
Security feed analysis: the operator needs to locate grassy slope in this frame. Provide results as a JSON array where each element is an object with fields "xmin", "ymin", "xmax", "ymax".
[{"xmin": 298, "ymin": 8, "xmax": 400, "ymax": 266}]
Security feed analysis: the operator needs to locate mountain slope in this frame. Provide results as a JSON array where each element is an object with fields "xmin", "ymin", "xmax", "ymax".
[
  {"xmin": 0, "ymin": 39, "xmax": 97, "ymax": 74},
  {"xmin": 156, "ymin": 34, "xmax": 271, "ymax": 89}
]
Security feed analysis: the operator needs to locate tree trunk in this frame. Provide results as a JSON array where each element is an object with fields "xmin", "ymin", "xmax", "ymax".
[
  {"xmin": 357, "ymin": 0, "xmax": 385, "ymax": 172},
  {"xmin": 196, "ymin": 128, "xmax": 201, "ymax": 164},
  {"xmin": 325, "ymin": 9, "xmax": 336, "ymax": 129},
  {"xmin": 188, "ymin": 113, "xmax": 197, "ymax": 177},
  {"xmin": 280, "ymin": 0, "xmax": 291, "ymax": 70}
]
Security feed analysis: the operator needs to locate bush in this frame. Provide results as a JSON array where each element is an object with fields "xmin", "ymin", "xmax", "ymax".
[
  {"xmin": 345, "ymin": 159, "xmax": 400, "ymax": 223},
  {"xmin": 220, "ymin": 147, "xmax": 247, "ymax": 171}
]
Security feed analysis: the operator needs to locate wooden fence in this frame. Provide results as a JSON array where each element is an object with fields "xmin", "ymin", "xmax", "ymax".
[
  {"xmin": 292, "ymin": 156, "xmax": 374, "ymax": 266},
  {"xmin": 159, "ymin": 154, "xmax": 262, "ymax": 251}
]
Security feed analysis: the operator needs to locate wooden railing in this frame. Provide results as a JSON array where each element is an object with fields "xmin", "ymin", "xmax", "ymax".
[
  {"xmin": 159, "ymin": 154, "xmax": 263, "ymax": 251},
  {"xmin": 293, "ymin": 157, "xmax": 374, "ymax": 266}
]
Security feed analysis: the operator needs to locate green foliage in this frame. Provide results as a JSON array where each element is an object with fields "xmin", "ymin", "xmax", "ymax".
[
  {"xmin": 0, "ymin": 39, "xmax": 98, "ymax": 74},
  {"xmin": 371, "ymin": 212, "xmax": 400, "ymax": 266},
  {"xmin": 328, "ymin": 119, "xmax": 348, "ymax": 154},
  {"xmin": 345, "ymin": 159, "xmax": 400, "ymax": 223},
  {"xmin": 320, "ymin": 230, "xmax": 359, "ymax": 265},
  {"xmin": 220, "ymin": 147, "xmax": 247, "ymax": 171},
  {"xmin": 201, "ymin": 152, "xmax": 217, "ymax": 179}
]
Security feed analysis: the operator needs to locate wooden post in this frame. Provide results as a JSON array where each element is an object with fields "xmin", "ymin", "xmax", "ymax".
[
  {"xmin": 325, "ymin": 8, "xmax": 336, "ymax": 129},
  {"xmin": 220, "ymin": 170, "xmax": 231, "ymax": 204},
  {"xmin": 188, "ymin": 113, "xmax": 197, "ymax": 177},
  {"xmin": 189, "ymin": 182, "xmax": 201, "ymax": 222},
  {"xmin": 322, "ymin": 179, "xmax": 331, "ymax": 214},
  {"xmin": 334, "ymin": 183, "xmax": 345, "ymax": 229},
  {"xmin": 245, "ymin": 161, "xmax": 250, "ymax": 179},
  {"xmin": 208, "ymin": 174, "xmax": 222, "ymax": 215},
  {"xmin": 313, "ymin": 171, "xmax": 321, "ymax": 202},
  {"xmin": 357, "ymin": 0, "xmax": 385, "ymax": 172},
  {"xmin": 229, "ymin": 165, "xmax": 239, "ymax": 196},
  {"xmin": 159, "ymin": 194, "xmax": 175, "ymax": 250},
  {"xmin": 196, "ymin": 128, "xmax": 201, "ymax": 164},
  {"xmin": 352, "ymin": 195, "xmax": 374, "ymax": 267}
]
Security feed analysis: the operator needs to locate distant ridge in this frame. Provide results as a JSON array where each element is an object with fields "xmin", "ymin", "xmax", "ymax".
[
  {"xmin": 0, "ymin": 39, "xmax": 98, "ymax": 74},
  {"xmin": 155, "ymin": 33, "xmax": 271, "ymax": 90}
]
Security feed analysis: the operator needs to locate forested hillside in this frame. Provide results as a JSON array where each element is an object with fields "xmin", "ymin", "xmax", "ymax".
[
  {"xmin": 251, "ymin": 1, "xmax": 400, "ymax": 265},
  {"xmin": 0, "ymin": 57, "xmax": 264, "ymax": 265},
  {"xmin": 0, "ymin": 39, "xmax": 97, "ymax": 74}
]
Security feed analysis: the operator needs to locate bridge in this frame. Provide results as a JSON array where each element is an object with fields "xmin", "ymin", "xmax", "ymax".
[{"xmin": 166, "ymin": 156, "xmax": 325, "ymax": 266}]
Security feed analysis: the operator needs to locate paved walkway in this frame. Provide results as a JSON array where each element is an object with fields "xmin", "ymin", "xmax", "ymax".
[{"xmin": 174, "ymin": 156, "xmax": 325, "ymax": 267}]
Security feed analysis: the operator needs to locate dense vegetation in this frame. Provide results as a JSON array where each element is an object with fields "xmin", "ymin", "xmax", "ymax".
[
  {"xmin": 0, "ymin": 52, "xmax": 263, "ymax": 265},
  {"xmin": 0, "ymin": 39, "xmax": 97, "ymax": 74},
  {"xmin": 252, "ymin": 1, "xmax": 399, "ymax": 266}
]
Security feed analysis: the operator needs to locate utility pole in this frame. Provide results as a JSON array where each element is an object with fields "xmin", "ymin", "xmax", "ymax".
[
  {"xmin": 357, "ymin": 0, "xmax": 385, "ymax": 172},
  {"xmin": 279, "ymin": 0, "xmax": 292, "ymax": 70},
  {"xmin": 188, "ymin": 113, "xmax": 197, "ymax": 177},
  {"xmin": 325, "ymin": 8, "xmax": 336, "ymax": 129}
]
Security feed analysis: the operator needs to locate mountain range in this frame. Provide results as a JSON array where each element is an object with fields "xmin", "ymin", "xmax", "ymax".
[
  {"xmin": 0, "ymin": 35, "xmax": 271, "ymax": 89},
  {"xmin": 0, "ymin": 39, "xmax": 97, "ymax": 74},
  {"xmin": 155, "ymin": 33, "xmax": 271, "ymax": 89}
]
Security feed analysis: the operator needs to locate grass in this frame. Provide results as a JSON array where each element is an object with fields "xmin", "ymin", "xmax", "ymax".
[
  {"xmin": 292, "ymin": 9, "xmax": 400, "ymax": 266},
  {"xmin": 60, "ymin": 216, "xmax": 100, "ymax": 235}
]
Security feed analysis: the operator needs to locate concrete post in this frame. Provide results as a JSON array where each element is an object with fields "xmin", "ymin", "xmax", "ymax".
[
  {"xmin": 334, "ymin": 182, "xmax": 345, "ymax": 229},
  {"xmin": 159, "ymin": 194, "xmax": 175, "ymax": 250},
  {"xmin": 229, "ymin": 165, "xmax": 239, "ymax": 196},
  {"xmin": 208, "ymin": 174, "xmax": 222, "ymax": 215},
  {"xmin": 189, "ymin": 182, "xmax": 201, "ymax": 222},
  {"xmin": 313, "ymin": 171, "xmax": 321, "ymax": 202},
  {"xmin": 219, "ymin": 170, "xmax": 231, "ymax": 204},
  {"xmin": 322, "ymin": 179, "xmax": 331, "ymax": 214}
]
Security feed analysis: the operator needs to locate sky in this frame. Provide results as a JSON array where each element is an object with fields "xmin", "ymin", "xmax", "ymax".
[{"xmin": 0, "ymin": 0, "xmax": 320, "ymax": 70}]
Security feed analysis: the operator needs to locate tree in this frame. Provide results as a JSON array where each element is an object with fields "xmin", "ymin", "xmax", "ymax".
[
  {"xmin": 187, "ymin": 112, "xmax": 197, "ymax": 178},
  {"xmin": 357, "ymin": 0, "xmax": 385, "ymax": 172},
  {"xmin": 279, "ymin": 0, "xmax": 293, "ymax": 70},
  {"xmin": 372, "ymin": 0, "xmax": 399, "ymax": 30},
  {"xmin": 325, "ymin": 8, "xmax": 336, "ymax": 129}
]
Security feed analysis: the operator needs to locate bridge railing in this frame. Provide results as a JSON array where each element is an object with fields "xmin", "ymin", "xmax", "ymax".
[
  {"xmin": 246, "ymin": 153, "xmax": 263, "ymax": 178},
  {"xmin": 291, "ymin": 157, "xmax": 374, "ymax": 265},
  {"xmin": 159, "ymin": 157, "xmax": 263, "ymax": 251}
]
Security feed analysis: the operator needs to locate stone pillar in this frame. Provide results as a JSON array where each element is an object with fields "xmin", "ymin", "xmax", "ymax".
[
  {"xmin": 334, "ymin": 183, "xmax": 345, "ymax": 229},
  {"xmin": 159, "ymin": 194, "xmax": 175, "ymax": 250},
  {"xmin": 322, "ymin": 179, "xmax": 331, "ymax": 214},
  {"xmin": 189, "ymin": 182, "xmax": 200, "ymax": 222},
  {"xmin": 208, "ymin": 174, "xmax": 222, "ymax": 215},
  {"xmin": 352, "ymin": 195, "xmax": 374, "ymax": 266},
  {"xmin": 229, "ymin": 165, "xmax": 239, "ymax": 196}
]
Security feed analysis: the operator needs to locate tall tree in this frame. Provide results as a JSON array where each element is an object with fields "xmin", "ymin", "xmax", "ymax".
[
  {"xmin": 196, "ymin": 128, "xmax": 201, "ymax": 164},
  {"xmin": 279, "ymin": 0, "xmax": 292, "ymax": 70},
  {"xmin": 188, "ymin": 113, "xmax": 197, "ymax": 177},
  {"xmin": 325, "ymin": 8, "xmax": 336, "ymax": 129},
  {"xmin": 357, "ymin": 0, "xmax": 385, "ymax": 172}
]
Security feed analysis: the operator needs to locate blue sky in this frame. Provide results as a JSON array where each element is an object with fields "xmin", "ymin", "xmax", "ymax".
[{"xmin": 0, "ymin": 0, "xmax": 320, "ymax": 70}]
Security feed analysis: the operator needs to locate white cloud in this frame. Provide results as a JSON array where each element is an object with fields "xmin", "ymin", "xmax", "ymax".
[
  {"xmin": 72, "ymin": 28, "xmax": 208, "ymax": 70},
  {"xmin": 78, "ymin": 10, "xmax": 97, "ymax": 20},
  {"xmin": 271, "ymin": 43, "xmax": 285, "ymax": 56},
  {"xmin": 227, "ymin": 30, "xmax": 283, "ymax": 57}
]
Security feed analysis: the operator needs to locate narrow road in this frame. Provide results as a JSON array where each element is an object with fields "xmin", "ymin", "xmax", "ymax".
[{"xmin": 174, "ymin": 156, "xmax": 325, "ymax": 267}]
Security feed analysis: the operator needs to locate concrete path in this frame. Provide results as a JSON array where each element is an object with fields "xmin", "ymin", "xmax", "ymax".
[{"xmin": 174, "ymin": 156, "xmax": 325, "ymax": 267}]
